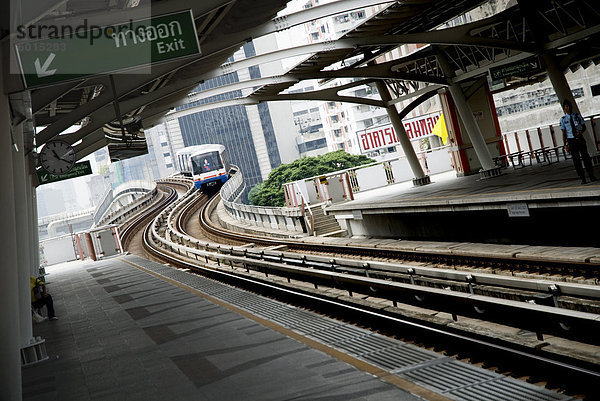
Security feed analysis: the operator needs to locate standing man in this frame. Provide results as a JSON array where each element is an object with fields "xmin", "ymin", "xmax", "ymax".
[{"xmin": 560, "ymin": 99, "xmax": 597, "ymax": 184}]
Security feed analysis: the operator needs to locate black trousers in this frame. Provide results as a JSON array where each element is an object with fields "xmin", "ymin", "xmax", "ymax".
[
  {"xmin": 567, "ymin": 136, "xmax": 596, "ymax": 180},
  {"xmin": 32, "ymin": 294, "xmax": 55, "ymax": 318}
]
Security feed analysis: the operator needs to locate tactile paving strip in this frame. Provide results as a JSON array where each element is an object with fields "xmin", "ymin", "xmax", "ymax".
[{"xmin": 121, "ymin": 255, "xmax": 574, "ymax": 401}]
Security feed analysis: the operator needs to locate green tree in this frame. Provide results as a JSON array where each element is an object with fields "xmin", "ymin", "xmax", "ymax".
[{"xmin": 248, "ymin": 150, "xmax": 374, "ymax": 207}]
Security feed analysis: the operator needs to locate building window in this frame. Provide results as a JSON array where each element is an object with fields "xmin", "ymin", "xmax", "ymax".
[{"xmin": 350, "ymin": 10, "xmax": 365, "ymax": 20}]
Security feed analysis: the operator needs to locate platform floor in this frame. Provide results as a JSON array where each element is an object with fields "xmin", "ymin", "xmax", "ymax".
[
  {"xmin": 21, "ymin": 255, "xmax": 425, "ymax": 401},
  {"xmin": 329, "ymin": 158, "xmax": 600, "ymax": 212},
  {"xmin": 22, "ymin": 254, "xmax": 575, "ymax": 401}
]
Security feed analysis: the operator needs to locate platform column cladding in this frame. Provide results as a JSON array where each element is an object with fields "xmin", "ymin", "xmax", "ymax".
[
  {"xmin": 11, "ymin": 105, "xmax": 36, "ymax": 357},
  {"xmin": 375, "ymin": 80, "xmax": 431, "ymax": 186},
  {"xmin": 517, "ymin": 0, "xmax": 599, "ymax": 162},
  {"xmin": 0, "ymin": 45, "xmax": 23, "ymax": 400},
  {"xmin": 436, "ymin": 52, "xmax": 500, "ymax": 178},
  {"xmin": 541, "ymin": 54, "xmax": 599, "ymax": 160}
]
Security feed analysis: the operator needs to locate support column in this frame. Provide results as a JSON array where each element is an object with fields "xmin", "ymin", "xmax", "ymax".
[
  {"xmin": 517, "ymin": 0, "xmax": 598, "ymax": 161},
  {"xmin": 542, "ymin": 53, "xmax": 599, "ymax": 160},
  {"xmin": 0, "ymin": 51, "xmax": 23, "ymax": 401},
  {"xmin": 445, "ymin": 84, "xmax": 498, "ymax": 172},
  {"xmin": 85, "ymin": 232, "xmax": 97, "ymax": 261},
  {"xmin": 12, "ymin": 119, "xmax": 34, "ymax": 350},
  {"xmin": 437, "ymin": 52, "xmax": 500, "ymax": 177},
  {"xmin": 28, "ymin": 175, "xmax": 40, "ymax": 276},
  {"xmin": 375, "ymin": 80, "xmax": 430, "ymax": 186}
]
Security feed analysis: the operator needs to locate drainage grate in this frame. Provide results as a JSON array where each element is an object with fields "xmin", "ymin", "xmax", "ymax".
[
  {"xmin": 335, "ymin": 334, "xmax": 403, "ymax": 354},
  {"xmin": 361, "ymin": 345, "xmax": 439, "ymax": 371},
  {"xmin": 449, "ymin": 377, "xmax": 573, "ymax": 401},
  {"xmin": 306, "ymin": 324, "xmax": 370, "ymax": 345},
  {"xmin": 268, "ymin": 309, "xmax": 316, "ymax": 328},
  {"xmin": 399, "ymin": 359, "xmax": 501, "ymax": 393},
  {"xmin": 291, "ymin": 318, "xmax": 343, "ymax": 335}
]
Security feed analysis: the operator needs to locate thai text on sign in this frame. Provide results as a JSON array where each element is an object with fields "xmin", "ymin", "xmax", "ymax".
[{"xmin": 358, "ymin": 111, "xmax": 441, "ymax": 153}]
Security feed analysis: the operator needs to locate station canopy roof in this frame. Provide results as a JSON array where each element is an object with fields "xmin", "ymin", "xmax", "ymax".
[{"xmin": 3, "ymin": 0, "xmax": 600, "ymax": 164}]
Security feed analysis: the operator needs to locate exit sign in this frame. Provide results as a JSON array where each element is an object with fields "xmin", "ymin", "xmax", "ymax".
[
  {"xmin": 16, "ymin": 10, "xmax": 200, "ymax": 88},
  {"xmin": 37, "ymin": 161, "xmax": 93, "ymax": 185}
]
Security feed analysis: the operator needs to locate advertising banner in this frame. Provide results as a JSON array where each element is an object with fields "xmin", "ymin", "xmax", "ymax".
[{"xmin": 358, "ymin": 111, "xmax": 441, "ymax": 153}]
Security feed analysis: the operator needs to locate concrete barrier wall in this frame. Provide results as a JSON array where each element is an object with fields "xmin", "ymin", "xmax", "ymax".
[
  {"xmin": 220, "ymin": 168, "xmax": 307, "ymax": 234},
  {"xmin": 284, "ymin": 147, "xmax": 454, "ymax": 205},
  {"xmin": 40, "ymin": 235, "xmax": 76, "ymax": 266}
]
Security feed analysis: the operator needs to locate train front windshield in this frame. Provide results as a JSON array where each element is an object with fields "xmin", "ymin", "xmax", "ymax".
[{"xmin": 191, "ymin": 152, "xmax": 223, "ymax": 174}]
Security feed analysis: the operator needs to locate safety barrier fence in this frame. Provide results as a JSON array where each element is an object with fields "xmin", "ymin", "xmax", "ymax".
[
  {"xmin": 219, "ymin": 167, "xmax": 311, "ymax": 235},
  {"xmin": 96, "ymin": 185, "xmax": 158, "ymax": 227},
  {"xmin": 283, "ymin": 146, "xmax": 452, "ymax": 207},
  {"xmin": 499, "ymin": 113, "xmax": 600, "ymax": 168},
  {"xmin": 38, "ymin": 208, "xmax": 95, "ymax": 228},
  {"xmin": 93, "ymin": 180, "xmax": 155, "ymax": 225}
]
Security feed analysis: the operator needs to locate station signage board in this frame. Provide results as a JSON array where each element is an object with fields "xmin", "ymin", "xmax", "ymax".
[
  {"xmin": 37, "ymin": 160, "xmax": 93, "ymax": 185},
  {"xmin": 358, "ymin": 111, "xmax": 441, "ymax": 153},
  {"xmin": 15, "ymin": 10, "xmax": 200, "ymax": 88},
  {"xmin": 489, "ymin": 56, "xmax": 541, "ymax": 81}
]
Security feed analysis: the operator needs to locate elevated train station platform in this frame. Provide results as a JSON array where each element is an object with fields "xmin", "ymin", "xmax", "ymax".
[
  {"xmin": 326, "ymin": 159, "xmax": 600, "ymax": 247},
  {"xmin": 22, "ymin": 255, "xmax": 575, "ymax": 401}
]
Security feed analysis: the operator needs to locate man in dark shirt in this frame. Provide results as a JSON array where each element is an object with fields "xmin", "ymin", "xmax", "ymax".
[{"xmin": 559, "ymin": 99, "xmax": 597, "ymax": 184}]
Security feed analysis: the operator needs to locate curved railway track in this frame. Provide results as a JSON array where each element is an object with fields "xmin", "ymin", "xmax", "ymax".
[{"xmin": 121, "ymin": 178, "xmax": 600, "ymax": 400}]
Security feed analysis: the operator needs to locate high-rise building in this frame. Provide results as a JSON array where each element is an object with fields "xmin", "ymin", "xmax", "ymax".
[
  {"xmin": 155, "ymin": 39, "xmax": 299, "ymax": 189},
  {"xmin": 277, "ymin": 1, "xmax": 392, "ymax": 156}
]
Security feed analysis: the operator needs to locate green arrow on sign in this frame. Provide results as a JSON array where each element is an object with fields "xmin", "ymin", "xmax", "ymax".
[
  {"xmin": 16, "ymin": 10, "xmax": 200, "ymax": 88},
  {"xmin": 37, "ymin": 160, "xmax": 93, "ymax": 185}
]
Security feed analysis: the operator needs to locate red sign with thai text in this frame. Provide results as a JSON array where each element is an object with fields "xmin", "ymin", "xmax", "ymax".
[{"xmin": 358, "ymin": 111, "xmax": 441, "ymax": 153}]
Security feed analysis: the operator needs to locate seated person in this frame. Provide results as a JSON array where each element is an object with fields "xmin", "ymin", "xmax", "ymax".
[{"xmin": 30, "ymin": 276, "xmax": 57, "ymax": 321}]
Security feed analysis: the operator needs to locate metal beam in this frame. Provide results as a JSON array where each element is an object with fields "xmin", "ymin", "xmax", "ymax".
[
  {"xmin": 73, "ymin": 129, "xmax": 107, "ymax": 161},
  {"xmin": 218, "ymin": 0, "xmax": 395, "ymax": 43}
]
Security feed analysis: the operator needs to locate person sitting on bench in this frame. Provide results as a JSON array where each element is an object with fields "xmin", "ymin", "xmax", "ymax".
[{"xmin": 30, "ymin": 276, "xmax": 57, "ymax": 321}]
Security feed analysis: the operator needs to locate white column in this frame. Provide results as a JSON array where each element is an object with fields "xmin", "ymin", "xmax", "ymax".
[
  {"xmin": 375, "ymin": 81, "xmax": 430, "ymax": 186},
  {"xmin": 542, "ymin": 53, "xmax": 598, "ymax": 157},
  {"xmin": 29, "ymin": 177, "xmax": 40, "ymax": 276},
  {"xmin": 437, "ymin": 52, "xmax": 496, "ymax": 172},
  {"xmin": 12, "ymin": 120, "xmax": 35, "ymax": 348},
  {"xmin": 0, "ymin": 49, "xmax": 23, "ymax": 400},
  {"xmin": 445, "ymin": 84, "xmax": 495, "ymax": 171}
]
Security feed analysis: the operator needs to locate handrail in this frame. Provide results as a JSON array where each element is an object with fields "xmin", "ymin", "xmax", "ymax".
[{"xmin": 300, "ymin": 195, "xmax": 314, "ymax": 236}]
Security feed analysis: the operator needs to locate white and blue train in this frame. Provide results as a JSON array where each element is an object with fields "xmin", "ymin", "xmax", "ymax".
[{"xmin": 175, "ymin": 144, "xmax": 231, "ymax": 190}]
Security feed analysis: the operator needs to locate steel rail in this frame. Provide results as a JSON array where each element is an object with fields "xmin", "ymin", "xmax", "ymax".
[
  {"xmin": 125, "ymin": 180, "xmax": 600, "ymax": 398},
  {"xmin": 119, "ymin": 186, "xmax": 178, "ymax": 248},
  {"xmin": 139, "ymin": 184, "xmax": 600, "ymax": 345},
  {"xmin": 137, "ymin": 194, "xmax": 600, "ymax": 398},
  {"xmin": 199, "ymin": 192, "xmax": 600, "ymax": 277}
]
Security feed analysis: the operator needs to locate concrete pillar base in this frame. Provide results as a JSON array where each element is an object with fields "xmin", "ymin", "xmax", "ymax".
[
  {"xmin": 21, "ymin": 337, "xmax": 49, "ymax": 366},
  {"xmin": 412, "ymin": 175, "xmax": 431, "ymax": 187},
  {"xmin": 479, "ymin": 166, "xmax": 503, "ymax": 179}
]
